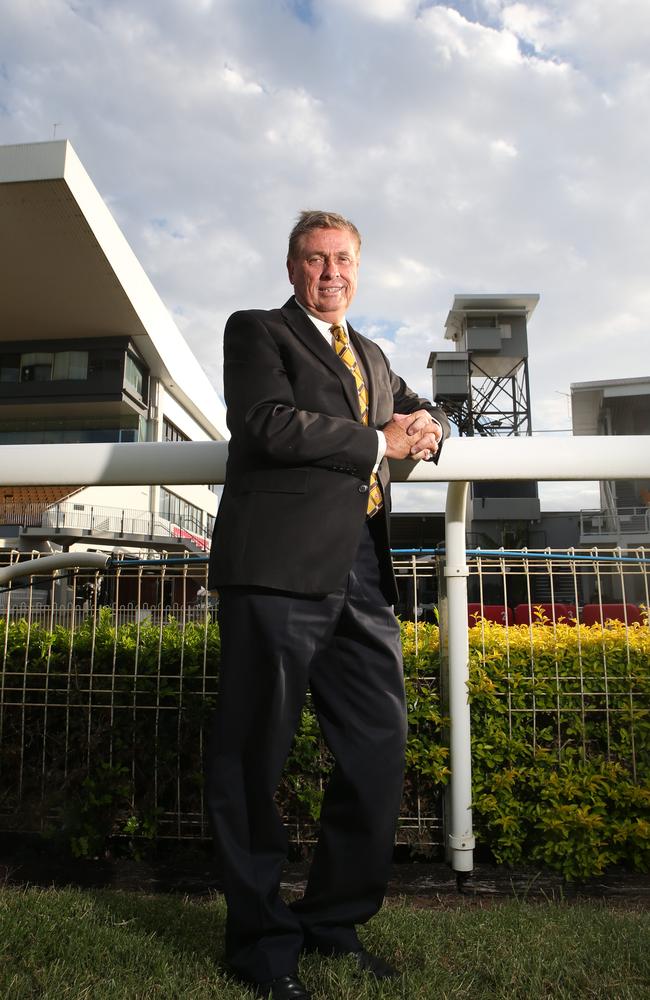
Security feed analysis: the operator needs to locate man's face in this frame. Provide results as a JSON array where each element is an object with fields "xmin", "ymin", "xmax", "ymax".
[{"xmin": 287, "ymin": 227, "xmax": 360, "ymax": 323}]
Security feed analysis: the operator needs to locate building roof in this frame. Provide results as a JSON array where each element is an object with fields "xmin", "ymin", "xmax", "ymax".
[
  {"xmin": 571, "ymin": 376, "xmax": 650, "ymax": 436},
  {"xmin": 0, "ymin": 140, "xmax": 227, "ymax": 440},
  {"xmin": 444, "ymin": 293, "xmax": 539, "ymax": 336}
]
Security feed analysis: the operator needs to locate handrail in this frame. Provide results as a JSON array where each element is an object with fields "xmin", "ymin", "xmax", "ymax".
[
  {"xmin": 0, "ymin": 434, "xmax": 649, "ymax": 486},
  {"xmin": 0, "ymin": 551, "xmax": 110, "ymax": 586}
]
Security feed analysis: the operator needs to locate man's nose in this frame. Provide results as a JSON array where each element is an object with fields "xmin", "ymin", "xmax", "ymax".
[{"xmin": 321, "ymin": 257, "xmax": 339, "ymax": 277}]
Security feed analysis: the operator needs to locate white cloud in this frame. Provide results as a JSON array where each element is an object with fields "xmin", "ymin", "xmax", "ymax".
[
  {"xmin": 333, "ymin": 0, "xmax": 420, "ymax": 21},
  {"xmin": 490, "ymin": 137, "xmax": 518, "ymax": 158},
  {"xmin": 222, "ymin": 65, "xmax": 264, "ymax": 95}
]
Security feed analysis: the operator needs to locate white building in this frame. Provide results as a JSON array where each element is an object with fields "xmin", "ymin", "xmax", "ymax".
[
  {"xmin": 571, "ymin": 376, "xmax": 650, "ymax": 548},
  {"xmin": 0, "ymin": 139, "xmax": 227, "ymax": 560}
]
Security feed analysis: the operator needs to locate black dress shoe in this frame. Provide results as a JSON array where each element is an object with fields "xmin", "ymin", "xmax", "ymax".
[
  {"xmin": 251, "ymin": 974, "xmax": 311, "ymax": 999},
  {"xmin": 349, "ymin": 949, "xmax": 399, "ymax": 979}
]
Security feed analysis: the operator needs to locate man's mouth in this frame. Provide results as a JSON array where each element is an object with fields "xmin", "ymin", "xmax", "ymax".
[{"xmin": 320, "ymin": 286, "xmax": 344, "ymax": 296}]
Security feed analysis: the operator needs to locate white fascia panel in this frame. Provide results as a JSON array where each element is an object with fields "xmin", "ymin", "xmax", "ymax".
[
  {"xmin": 0, "ymin": 139, "xmax": 68, "ymax": 182},
  {"xmin": 72, "ymin": 485, "xmax": 152, "ymax": 511},
  {"xmin": 602, "ymin": 382, "xmax": 650, "ymax": 399},
  {"xmin": 160, "ymin": 388, "xmax": 212, "ymax": 442},
  {"xmin": 570, "ymin": 388, "xmax": 602, "ymax": 436}
]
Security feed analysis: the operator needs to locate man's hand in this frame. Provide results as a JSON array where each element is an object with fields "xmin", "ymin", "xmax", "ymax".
[
  {"xmin": 382, "ymin": 415, "xmax": 417, "ymax": 459},
  {"xmin": 391, "ymin": 410, "xmax": 442, "ymax": 461}
]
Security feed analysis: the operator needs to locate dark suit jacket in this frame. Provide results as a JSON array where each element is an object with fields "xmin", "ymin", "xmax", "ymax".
[{"xmin": 208, "ymin": 296, "xmax": 449, "ymax": 597}]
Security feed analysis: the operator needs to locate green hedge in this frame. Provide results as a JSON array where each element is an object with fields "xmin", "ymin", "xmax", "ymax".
[
  {"xmin": 0, "ymin": 611, "xmax": 648, "ymax": 878},
  {"xmin": 464, "ymin": 616, "xmax": 650, "ymax": 878}
]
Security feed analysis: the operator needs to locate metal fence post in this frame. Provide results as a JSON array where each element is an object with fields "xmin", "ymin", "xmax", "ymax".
[{"xmin": 444, "ymin": 480, "xmax": 475, "ymax": 874}]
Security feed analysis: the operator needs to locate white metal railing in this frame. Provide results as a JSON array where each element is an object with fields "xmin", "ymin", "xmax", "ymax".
[
  {"xmin": 580, "ymin": 505, "xmax": 650, "ymax": 540},
  {"xmin": 0, "ymin": 499, "xmax": 211, "ymax": 551},
  {"xmin": 0, "ymin": 602, "xmax": 215, "ymax": 627},
  {"xmin": 1, "ymin": 435, "xmax": 650, "ymax": 875}
]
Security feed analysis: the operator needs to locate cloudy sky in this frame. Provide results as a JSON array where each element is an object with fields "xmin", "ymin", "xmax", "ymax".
[{"xmin": 2, "ymin": 0, "xmax": 649, "ymax": 511}]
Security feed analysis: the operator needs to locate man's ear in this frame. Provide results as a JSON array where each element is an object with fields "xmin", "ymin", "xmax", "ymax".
[{"xmin": 287, "ymin": 257, "xmax": 295, "ymax": 283}]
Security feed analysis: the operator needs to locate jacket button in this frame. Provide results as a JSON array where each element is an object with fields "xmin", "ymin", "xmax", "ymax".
[{"xmin": 358, "ymin": 484, "xmax": 369, "ymax": 494}]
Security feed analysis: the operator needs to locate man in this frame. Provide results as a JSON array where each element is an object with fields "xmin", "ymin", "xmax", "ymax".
[{"xmin": 206, "ymin": 211, "xmax": 449, "ymax": 1000}]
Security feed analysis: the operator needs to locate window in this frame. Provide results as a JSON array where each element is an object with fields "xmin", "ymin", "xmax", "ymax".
[
  {"xmin": 0, "ymin": 353, "xmax": 20, "ymax": 383},
  {"xmin": 467, "ymin": 315, "xmax": 497, "ymax": 328},
  {"xmin": 21, "ymin": 353, "xmax": 53, "ymax": 381},
  {"xmin": 125, "ymin": 354, "xmax": 145, "ymax": 397},
  {"xmin": 163, "ymin": 418, "xmax": 190, "ymax": 443},
  {"xmin": 0, "ymin": 414, "xmax": 141, "ymax": 445},
  {"xmin": 88, "ymin": 350, "xmax": 123, "ymax": 377},
  {"xmin": 159, "ymin": 487, "xmax": 204, "ymax": 535},
  {"xmin": 2, "ymin": 350, "xmax": 89, "ymax": 383},
  {"xmin": 52, "ymin": 351, "xmax": 88, "ymax": 380}
]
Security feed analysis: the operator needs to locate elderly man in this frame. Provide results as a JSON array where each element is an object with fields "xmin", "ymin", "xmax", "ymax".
[{"xmin": 207, "ymin": 211, "xmax": 448, "ymax": 1000}]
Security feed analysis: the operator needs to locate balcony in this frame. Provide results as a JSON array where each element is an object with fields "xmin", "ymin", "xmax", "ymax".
[
  {"xmin": 580, "ymin": 506, "xmax": 650, "ymax": 543},
  {"xmin": 0, "ymin": 499, "xmax": 211, "ymax": 553}
]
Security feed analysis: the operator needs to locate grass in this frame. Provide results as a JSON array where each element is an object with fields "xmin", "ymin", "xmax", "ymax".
[{"xmin": 1, "ymin": 887, "xmax": 649, "ymax": 999}]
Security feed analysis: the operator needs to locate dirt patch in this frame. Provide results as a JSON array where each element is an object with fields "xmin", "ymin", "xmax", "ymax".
[{"xmin": 2, "ymin": 852, "xmax": 648, "ymax": 910}]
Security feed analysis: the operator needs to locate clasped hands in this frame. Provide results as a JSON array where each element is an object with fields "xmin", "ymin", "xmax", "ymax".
[{"xmin": 382, "ymin": 409, "xmax": 442, "ymax": 462}]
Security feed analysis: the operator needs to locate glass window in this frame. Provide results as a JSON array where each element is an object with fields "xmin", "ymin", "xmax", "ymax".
[
  {"xmin": 0, "ymin": 413, "xmax": 140, "ymax": 445},
  {"xmin": 52, "ymin": 351, "xmax": 88, "ymax": 380},
  {"xmin": 125, "ymin": 354, "xmax": 145, "ymax": 397},
  {"xmin": 88, "ymin": 350, "xmax": 122, "ymax": 377},
  {"xmin": 468, "ymin": 316, "xmax": 497, "ymax": 328},
  {"xmin": 0, "ymin": 353, "xmax": 21, "ymax": 383},
  {"xmin": 163, "ymin": 418, "xmax": 189, "ymax": 442},
  {"xmin": 21, "ymin": 353, "xmax": 53, "ymax": 382},
  {"xmin": 159, "ymin": 487, "xmax": 204, "ymax": 535}
]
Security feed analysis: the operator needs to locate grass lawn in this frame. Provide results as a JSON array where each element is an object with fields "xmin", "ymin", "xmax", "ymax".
[{"xmin": 1, "ymin": 886, "xmax": 649, "ymax": 999}]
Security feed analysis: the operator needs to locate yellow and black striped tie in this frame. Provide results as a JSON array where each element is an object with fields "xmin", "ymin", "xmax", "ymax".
[{"xmin": 330, "ymin": 324, "xmax": 383, "ymax": 518}]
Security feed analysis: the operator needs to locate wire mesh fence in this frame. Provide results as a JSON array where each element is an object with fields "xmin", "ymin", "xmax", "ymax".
[
  {"xmin": 458, "ymin": 547, "xmax": 649, "ymax": 779},
  {"xmin": 0, "ymin": 547, "xmax": 647, "ymax": 853}
]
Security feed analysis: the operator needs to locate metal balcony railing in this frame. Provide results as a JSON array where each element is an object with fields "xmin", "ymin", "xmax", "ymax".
[
  {"xmin": 0, "ymin": 499, "xmax": 211, "ymax": 551},
  {"xmin": 580, "ymin": 505, "xmax": 650, "ymax": 540}
]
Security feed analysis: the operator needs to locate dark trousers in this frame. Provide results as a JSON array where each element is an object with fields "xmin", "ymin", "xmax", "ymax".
[{"xmin": 205, "ymin": 519, "xmax": 406, "ymax": 983}]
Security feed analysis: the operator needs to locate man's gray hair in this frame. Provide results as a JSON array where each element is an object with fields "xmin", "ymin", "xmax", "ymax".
[{"xmin": 287, "ymin": 210, "xmax": 361, "ymax": 260}]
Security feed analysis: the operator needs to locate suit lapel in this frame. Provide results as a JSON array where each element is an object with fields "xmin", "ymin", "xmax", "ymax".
[{"xmin": 280, "ymin": 298, "xmax": 362, "ymax": 420}]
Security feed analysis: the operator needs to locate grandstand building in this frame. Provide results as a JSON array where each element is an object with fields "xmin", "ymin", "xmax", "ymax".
[{"xmin": 0, "ymin": 139, "xmax": 227, "ymax": 566}]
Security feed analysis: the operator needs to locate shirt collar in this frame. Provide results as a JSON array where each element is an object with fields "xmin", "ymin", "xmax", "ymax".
[{"xmin": 294, "ymin": 297, "xmax": 348, "ymax": 338}]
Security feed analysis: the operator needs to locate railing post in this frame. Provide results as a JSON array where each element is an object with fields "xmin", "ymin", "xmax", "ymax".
[
  {"xmin": 444, "ymin": 480, "xmax": 475, "ymax": 874},
  {"xmin": 412, "ymin": 553, "xmax": 419, "ymax": 656}
]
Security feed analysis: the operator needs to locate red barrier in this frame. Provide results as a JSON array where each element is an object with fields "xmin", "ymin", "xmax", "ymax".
[
  {"xmin": 580, "ymin": 603, "xmax": 644, "ymax": 626},
  {"xmin": 514, "ymin": 603, "xmax": 576, "ymax": 626},
  {"xmin": 468, "ymin": 603, "xmax": 513, "ymax": 625}
]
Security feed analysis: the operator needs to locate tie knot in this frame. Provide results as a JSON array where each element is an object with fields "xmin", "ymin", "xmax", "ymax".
[{"xmin": 330, "ymin": 324, "xmax": 347, "ymax": 343}]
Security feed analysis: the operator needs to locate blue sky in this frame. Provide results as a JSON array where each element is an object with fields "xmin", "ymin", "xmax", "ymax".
[{"xmin": 2, "ymin": 0, "xmax": 649, "ymax": 511}]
